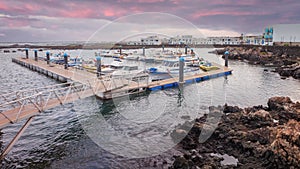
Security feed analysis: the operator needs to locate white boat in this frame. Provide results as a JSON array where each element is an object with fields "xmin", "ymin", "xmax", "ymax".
[
  {"xmin": 124, "ymin": 54, "xmax": 140, "ymax": 61},
  {"xmin": 100, "ymin": 67, "xmax": 116, "ymax": 74},
  {"xmin": 109, "ymin": 59, "xmax": 123, "ymax": 68},
  {"xmin": 181, "ymin": 55, "xmax": 202, "ymax": 67},
  {"xmin": 68, "ymin": 57, "xmax": 83, "ymax": 67},
  {"xmin": 148, "ymin": 60, "xmax": 199, "ymax": 75},
  {"xmin": 139, "ymin": 56, "xmax": 155, "ymax": 63},
  {"xmin": 112, "ymin": 65, "xmax": 146, "ymax": 78},
  {"xmin": 49, "ymin": 53, "xmax": 64, "ymax": 64}
]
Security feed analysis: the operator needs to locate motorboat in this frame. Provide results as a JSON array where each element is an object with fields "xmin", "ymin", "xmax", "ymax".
[
  {"xmin": 68, "ymin": 57, "xmax": 83, "ymax": 67},
  {"xmin": 124, "ymin": 54, "xmax": 140, "ymax": 61},
  {"xmin": 139, "ymin": 56, "xmax": 155, "ymax": 63},
  {"xmin": 82, "ymin": 59, "xmax": 97, "ymax": 70},
  {"xmin": 112, "ymin": 65, "xmax": 146, "ymax": 78},
  {"xmin": 50, "ymin": 53, "xmax": 64, "ymax": 64},
  {"xmin": 148, "ymin": 60, "xmax": 199, "ymax": 75},
  {"xmin": 109, "ymin": 59, "xmax": 123, "ymax": 69},
  {"xmin": 199, "ymin": 61, "xmax": 219, "ymax": 71}
]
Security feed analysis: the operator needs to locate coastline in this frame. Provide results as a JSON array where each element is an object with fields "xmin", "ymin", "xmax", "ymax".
[
  {"xmin": 213, "ymin": 46, "xmax": 300, "ymax": 79},
  {"xmin": 168, "ymin": 96, "xmax": 300, "ymax": 168}
]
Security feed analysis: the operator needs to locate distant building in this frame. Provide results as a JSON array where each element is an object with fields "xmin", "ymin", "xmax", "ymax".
[
  {"xmin": 141, "ymin": 36, "xmax": 161, "ymax": 45},
  {"xmin": 243, "ymin": 35, "xmax": 265, "ymax": 45},
  {"xmin": 262, "ymin": 27, "xmax": 273, "ymax": 45},
  {"xmin": 271, "ymin": 24, "xmax": 300, "ymax": 46},
  {"xmin": 204, "ymin": 37, "xmax": 240, "ymax": 45},
  {"xmin": 126, "ymin": 41, "xmax": 142, "ymax": 45}
]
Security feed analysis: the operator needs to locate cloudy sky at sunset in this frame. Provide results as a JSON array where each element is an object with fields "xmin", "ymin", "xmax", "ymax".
[{"xmin": 0, "ymin": 0, "xmax": 299, "ymax": 42}]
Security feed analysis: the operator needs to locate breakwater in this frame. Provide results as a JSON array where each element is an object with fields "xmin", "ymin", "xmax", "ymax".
[{"xmin": 213, "ymin": 46, "xmax": 300, "ymax": 79}]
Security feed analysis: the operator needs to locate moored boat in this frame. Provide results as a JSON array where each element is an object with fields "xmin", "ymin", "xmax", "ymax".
[{"xmin": 199, "ymin": 61, "xmax": 219, "ymax": 71}]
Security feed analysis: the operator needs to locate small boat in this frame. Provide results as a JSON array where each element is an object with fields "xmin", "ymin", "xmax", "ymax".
[
  {"xmin": 50, "ymin": 53, "xmax": 64, "ymax": 64},
  {"xmin": 199, "ymin": 61, "xmax": 219, "ymax": 71},
  {"xmin": 112, "ymin": 65, "xmax": 145, "ymax": 78},
  {"xmin": 86, "ymin": 67, "xmax": 115, "ymax": 75},
  {"xmin": 181, "ymin": 55, "xmax": 201, "ymax": 67},
  {"xmin": 139, "ymin": 56, "xmax": 155, "ymax": 63},
  {"xmin": 124, "ymin": 54, "xmax": 139, "ymax": 61},
  {"xmin": 148, "ymin": 60, "xmax": 199, "ymax": 75},
  {"xmin": 82, "ymin": 60, "xmax": 97, "ymax": 70},
  {"xmin": 109, "ymin": 59, "xmax": 123, "ymax": 69},
  {"xmin": 68, "ymin": 57, "xmax": 83, "ymax": 67}
]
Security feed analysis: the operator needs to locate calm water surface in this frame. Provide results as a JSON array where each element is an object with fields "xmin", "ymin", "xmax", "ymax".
[{"xmin": 0, "ymin": 48, "xmax": 299, "ymax": 168}]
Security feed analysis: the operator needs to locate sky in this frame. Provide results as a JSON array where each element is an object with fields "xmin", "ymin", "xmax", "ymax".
[{"xmin": 0, "ymin": 0, "xmax": 299, "ymax": 42}]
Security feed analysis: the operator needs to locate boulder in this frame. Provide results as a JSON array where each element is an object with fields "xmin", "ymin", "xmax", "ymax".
[
  {"xmin": 270, "ymin": 120, "xmax": 300, "ymax": 168},
  {"xmin": 223, "ymin": 104, "xmax": 242, "ymax": 114},
  {"xmin": 267, "ymin": 97, "xmax": 292, "ymax": 111},
  {"xmin": 172, "ymin": 156, "xmax": 189, "ymax": 169},
  {"xmin": 292, "ymin": 68, "xmax": 300, "ymax": 79}
]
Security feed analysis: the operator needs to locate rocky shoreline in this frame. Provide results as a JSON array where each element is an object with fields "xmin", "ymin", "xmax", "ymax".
[
  {"xmin": 169, "ymin": 97, "xmax": 300, "ymax": 168},
  {"xmin": 213, "ymin": 46, "xmax": 300, "ymax": 79}
]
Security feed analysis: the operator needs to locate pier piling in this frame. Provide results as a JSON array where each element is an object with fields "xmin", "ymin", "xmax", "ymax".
[
  {"xmin": 119, "ymin": 45, "xmax": 122, "ymax": 55},
  {"xmin": 46, "ymin": 51, "xmax": 50, "ymax": 65},
  {"xmin": 185, "ymin": 45, "xmax": 188, "ymax": 54},
  {"xmin": 142, "ymin": 47, "xmax": 145, "ymax": 56},
  {"xmin": 64, "ymin": 53, "xmax": 68, "ymax": 69},
  {"xmin": 225, "ymin": 51, "xmax": 229, "ymax": 67},
  {"xmin": 25, "ymin": 48, "xmax": 28, "ymax": 59},
  {"xmin": 96, "ymin": 56, "xmax": 101, "ymax": 77},
  {"xmin": 34, "ymin": 50, "xmax": 38, "ymax": 61},
  {"xmin": 179, "ymin": 57, "xmax": 185, "ymax": 84}
]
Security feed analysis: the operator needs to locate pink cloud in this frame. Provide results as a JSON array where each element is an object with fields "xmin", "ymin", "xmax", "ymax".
[
  {"xmin": 210, "ymin": 0, "xmax": 258, "ymax": 6},
  {"xmin": 23, "ymin": 3, "xmax": 40, "ymax": 12},
  {"xmin": 60, "ymin": 8, "xmax": 94, "ymax": 18},
  {"xmin": 117, "ymin": 0, "xmax": 164, "ymax": 3},
  {"xmin": 3, "ymin": 18, "xmax": 30, "ymax": 28},
  {"xmin": 192, "ymin": 10, "xmax": 270, "ymax": 19},
  {"xmin": 0, "ymin": 1, "xmax": 8, "ymax": 10},
  {"xmin": 136, "ymin": 0, "xmax": 164, "ymax": 3},
  {"xmin": 103, "ymin": 8, "xmax": 127, "ymax": 17}
]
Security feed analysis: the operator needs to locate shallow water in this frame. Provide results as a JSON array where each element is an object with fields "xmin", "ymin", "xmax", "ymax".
[{"xmin": 0, "ymin": 48, "xmax": 299, "ymax": 168}]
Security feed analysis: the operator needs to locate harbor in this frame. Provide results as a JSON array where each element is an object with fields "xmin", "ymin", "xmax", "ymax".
[
  {"xmin": 0, "ymin": 47, "xmax": 299, "ymax": 168},
  {"xmin": 0, "ymin": 47, "xmax": 232, "ymax": 159},
  {"xmin": 1, "ymin": 0, "xmax": 300, "ymax": 167}
]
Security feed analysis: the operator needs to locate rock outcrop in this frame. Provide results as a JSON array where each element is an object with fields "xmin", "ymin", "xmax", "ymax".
[
  {"xmin": 214, "ymin": 46, "xmax": 300, "ymax": 79},
  {"xmin": 170, "ymin": 96, "xmax": 300, "ymax": 168}
]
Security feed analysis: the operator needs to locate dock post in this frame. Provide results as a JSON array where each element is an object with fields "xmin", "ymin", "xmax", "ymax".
[
  {"xmin": 119, "ymin": 45, "xmax": 122, "ymax": 55},
  {"xmin": 25, "ymin": 48, "xmax": 29, "ymax": 59},
  {"xmin": 96, "ymin": 56, "xmax": 101, "ymax": 77},
  {"xmin": 185, "ymin": 45, "xmax": 188, "ymax": 54},
  {"xmin": 191, "ymin": 48, "xmax": 195, "ymax": 56},
  {"xmin": 46, "ymin": 51, "xmax": 50, "ymax": 65},
  {"xmin": 179, "ymin": 57, "xmax": 185, "ymax": 84},
  {"xmin": 34, "ymin": 49, "xmax": 38, "ymax": 61},
  {"xmin": 64, "ymin": 53, "xmax": 68, "ymax": 69},
  {"xmin": 142, "ymin": 47, "xmax": 145, "ymax": 56},
  {"xmin": 224, "ymin": 51, "xmax": 229, "ymax": 67},
  {"xmin": 162, "ymin": 45, "xmax": 164, "ymax": 52}
]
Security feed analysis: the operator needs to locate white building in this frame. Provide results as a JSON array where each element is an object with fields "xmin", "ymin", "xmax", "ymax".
[
  {"xmin": 193, "ymin": 38, "xmax": 208, "ymax": 45},
  {"xmin": 126, "ymin": 41, "xmax": 142, "ymax": 45},
  {"xmin": 205, "ymin": 37, "xmax": 240, "ymax": 45},
  {"xmin": 166, "ymin": 35, "xmax": 194, "ymax": 45},
  {"xmin": 141, "ymin": 36, "xmax": 161, "ymax": 45},
  {"xmin": 243, "ymin": 36, "xmax": 265, "ymax": 45}
]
